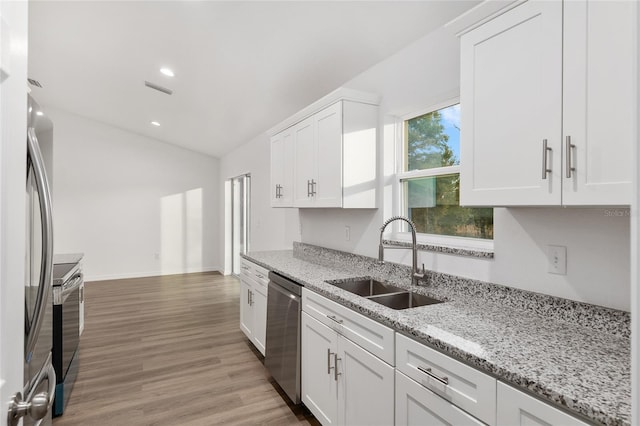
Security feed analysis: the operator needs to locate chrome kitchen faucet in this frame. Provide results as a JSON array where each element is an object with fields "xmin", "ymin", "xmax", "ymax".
[{"xmin": 378, "ymin": 216, "xmax": 426, "ymax": 286}]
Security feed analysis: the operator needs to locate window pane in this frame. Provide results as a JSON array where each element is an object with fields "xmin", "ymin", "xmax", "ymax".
[
  {"xmin": 406, "ymin": 104, "xmax": 460, "ymax": 171},
  {"xmin": 404, "ymin": 174, "xmax": 493, "ymax": 239}
]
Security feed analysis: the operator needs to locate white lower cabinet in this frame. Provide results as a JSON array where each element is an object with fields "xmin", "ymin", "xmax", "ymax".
[
  {"xmin": 395, "ymin": 334, "xmax": 496, "ymax": 425},
  {"xmin": 395, "ymin": 370, "xmax": 484, "ymax": 426},
  {"xmin": 238, "ymin": 259, "xmax": 268, "ymax": 355},
  {"xmin": 301, "ymin": 311, "xmax": 394, "ymax": 426},
  {"xmin": 497, "ymin": 382, "xmax": 589, "ymax": 426},
  {"xmin": 300, "ymin": 290, "xmax": 591, "ymax": 426}
]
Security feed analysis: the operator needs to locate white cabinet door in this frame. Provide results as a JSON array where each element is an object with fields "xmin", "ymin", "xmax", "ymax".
[
  {"xmin": 294, "ymin": 117, "xmax": 316, "ymax": 207},
  {"xmin": 562, "ymin": 0, "xmax": 635, "ymax": 205},
  {"xmin": 395, "ymin": 370, "xmax": 485, "ymax": 426},
  {"xmin": 315, "ymin": 101, "xmax": 343, "ymax": 208},
  {"xmin": 251, "ymin": 283, "xmax": 267, "ymax": 356},
  {"xmin": 497, "ymin": 382, "xmax": 589, "ymax": 426},
  {"xmin": 460, "ymin": 0, "xmax": 563, "ymax": 206},
  {"xmin": 270, "ymin": 130, "xmax": 294, "ymax": 207},
  {"xmin": 301, "ymin": 312, "xmax": 338, "ymax": 425},
  {"xmin": 338, "ymin": 336, "xmax": 394, "ymax": 426},
  {"xmin": 239, "ymin": 279, "xmax": 253, "ymax": 340}
]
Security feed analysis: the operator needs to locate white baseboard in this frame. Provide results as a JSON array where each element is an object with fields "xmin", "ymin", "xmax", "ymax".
[{"xmin": 86, "ymin": 266, "xmax": 223, "ymax": 282}]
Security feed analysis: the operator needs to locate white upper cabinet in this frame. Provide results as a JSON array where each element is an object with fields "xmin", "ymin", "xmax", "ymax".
[
  {"xmin": 269, "ymin": 88, "xmax": 379, "ymax": 209},
  {"xmin": 270, "ymin": 128, "xmax": 294, "ymax": 207},
  {"xmin": 459, "ymin": 0, "xmax": 635, "ymax": 207},
  {"xmin": 562, "ymin": 0, "xmax": 635, "ymax": 205}
]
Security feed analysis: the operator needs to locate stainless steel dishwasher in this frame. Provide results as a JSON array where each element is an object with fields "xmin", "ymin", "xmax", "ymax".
[{"xmin": 264, "ymin": 272, "xmax": 302, "ymax": 404}]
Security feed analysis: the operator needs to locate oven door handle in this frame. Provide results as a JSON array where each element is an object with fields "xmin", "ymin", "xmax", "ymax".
[{"xmin": 61, "ymin": 273, "xmax": 83, "ymax": 299}]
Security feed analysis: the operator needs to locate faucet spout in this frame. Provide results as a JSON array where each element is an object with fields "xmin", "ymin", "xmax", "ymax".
[{"xmin": 378, "ymin": 216, "xmax": 426, "ymax": 286}]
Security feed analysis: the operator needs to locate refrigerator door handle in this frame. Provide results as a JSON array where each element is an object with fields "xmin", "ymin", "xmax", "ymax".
[
  {"xmin": 8, "ymin": 354, "xmax": 56, "ymax": 426},
  {"xmin": 25, "ymin": 127, "xmax": 54, "ymax": 361}
]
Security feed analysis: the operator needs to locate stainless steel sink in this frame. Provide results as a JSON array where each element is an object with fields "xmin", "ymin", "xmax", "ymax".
[
  {"xmin": 327, "ymin": 278, "xmax": 406, "ymax": 297},
  {"xmin": 367, "ymin": 292, "xmax": 443, "ymax": 310},
  {"xmin": 326, "ymin": 277, "xmax": 443, "ymax": 310}
]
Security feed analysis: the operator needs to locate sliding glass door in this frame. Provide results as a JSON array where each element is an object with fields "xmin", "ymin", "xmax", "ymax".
[{"xmin": 229, "ymin": 174, "xmax": 250, "ymax": 275}]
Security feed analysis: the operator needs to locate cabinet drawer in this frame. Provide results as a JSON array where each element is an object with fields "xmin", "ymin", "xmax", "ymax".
[
  {"xmin": 497, "ymin": 382, "xmax": 589, "ymax": 426},
  {"xmin": 396, "ymin": 333, "xmax": 496, "ymax": 425},
  {"xmin": 240, "ymin": 259, "xmax": 269, "ymax": 288},
  {"xmin": 302, "ymin": 288, "xmax": 395, "ymax": 365},
  {"xmin": 395, "ymin": 370, "xmax": 485, "ymax": 426}
]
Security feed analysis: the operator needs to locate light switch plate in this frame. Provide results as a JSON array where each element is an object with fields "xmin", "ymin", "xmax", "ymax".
[{"xmin": 547, "ymin": 245, "xmax": 567, "ymax": 275}]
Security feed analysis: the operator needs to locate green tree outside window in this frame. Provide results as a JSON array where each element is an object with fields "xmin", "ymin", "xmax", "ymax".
[{"xmin": 404, "ymin": 105, "xmax": 493, "ymax": 239}]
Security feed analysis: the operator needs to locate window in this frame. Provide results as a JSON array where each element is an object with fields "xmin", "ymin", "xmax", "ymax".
[{"xmin": 398, "ymin": 103, "xmax": 493, "ymax": 240}]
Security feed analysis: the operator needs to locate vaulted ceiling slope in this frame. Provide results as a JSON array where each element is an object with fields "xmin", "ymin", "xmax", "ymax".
[{"xmin": 28, "ymin": 1, "xmax": 478, "ymax": 158}]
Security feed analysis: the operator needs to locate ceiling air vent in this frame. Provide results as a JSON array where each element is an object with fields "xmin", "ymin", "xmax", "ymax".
[
  {"xmin": 27, "ymin": 78, "xmax": 42, "ymax": 88},
  {"xmin": 144, "ymin": 80, "xmax": 173, "ymax": 95}
]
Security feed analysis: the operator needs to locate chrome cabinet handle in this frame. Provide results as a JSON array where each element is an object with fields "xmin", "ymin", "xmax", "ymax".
[
  {"xmin": 327, "ymin": 315, "xmax": 343, "ymax": 324},
  {"xmin": 310, "ymin": 179, "xmax": 317, "ymax": 196},
  {"xmin": 565, "ymin": 136, "xmax": 575, "ymax": 178},
  {"xmin": 334, "ymin": 353, "xmax": 341, "ymax": 381},
  {"xmin": 327, "ymin": 349, "xmax": 334, "ymax": 375},
  {"xmin": 307, "ymin": 180, "xmax": 311, "ymax": 197},
  {"xmin": 542, "ymin": 139, "xmax": 552, "ymax": 179},
  {"xmin": 241, "ymin": 265, "xmax": 250, "ymax": 271},
  {"xmin": 417, "ymin": 366, "xmax": 449, "ymax": 385},
  {"xmin": 250, "ymin": 290, "xmax": 253, "ymax": 306}
]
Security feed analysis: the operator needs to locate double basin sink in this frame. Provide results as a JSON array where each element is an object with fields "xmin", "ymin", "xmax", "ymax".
[{"xmin": 326, "ymin": 278, "xmax": 442, "ymax": 310}]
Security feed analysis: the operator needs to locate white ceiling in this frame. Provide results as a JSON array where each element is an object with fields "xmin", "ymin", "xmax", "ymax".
[{"xmin": 28, "ymin": 1, "xmax": 478, "ymax": 158}]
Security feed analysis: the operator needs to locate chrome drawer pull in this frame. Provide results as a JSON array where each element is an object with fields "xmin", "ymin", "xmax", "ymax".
[
  {"xmin": 327, "ymin": 349, "xmax": 334, "ymax": 375},
  {"xmin": 256, "ymin": 274, "xmax": 264, "ymax": 279},
  {"xmin": 418, "ymin": 366, "xmax": 449, "ymax": 385},
  {"xmin": 334, "ymin": 353, "xmax": 341, "ymax": 381},
  {"xmin": 542, "ymin": 139, "xmax": 552, "ymax": 179},
  {"xmin": 565, "ymin": 136, "xmax": 575, "ymax": 178},
  {"xmin": 327, "ymin": 315, "xmax": 343, "ymax": 324}
]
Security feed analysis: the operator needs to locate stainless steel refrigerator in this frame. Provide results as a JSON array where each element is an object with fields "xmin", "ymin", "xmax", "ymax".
[{"xmin": 10, "ymin": 95, "xmax": 56, "ymax": 426}]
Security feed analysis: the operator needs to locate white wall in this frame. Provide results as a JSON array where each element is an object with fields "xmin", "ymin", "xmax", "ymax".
[
  {"xmin": 47, "ymin": 107, "xmax": 220, "ymax": 281},
  {"xmin": 221, "ymin": 27, "xmax": 631, "ymax": 311},
  {"xmin": 219, "ymin": 132, "xmax": 300, "ymax": 274}
]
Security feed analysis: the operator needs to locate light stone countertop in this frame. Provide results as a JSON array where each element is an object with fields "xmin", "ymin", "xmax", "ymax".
[{"xmin": 243, "ymin": 245, "xmax": 630, "ymax": 426}]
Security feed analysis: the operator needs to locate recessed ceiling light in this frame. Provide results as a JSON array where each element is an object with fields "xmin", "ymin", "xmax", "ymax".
[
  {"xmin": 36, "ymin": 111, "xmax": 44, "ymax": 116},
  {"xmin": 160, "ymin": 68, "xmax": 174, "ymax": 77},
  {"xmin": 151, "ymin": 121, "xmax": 160, "ymax": 126}
]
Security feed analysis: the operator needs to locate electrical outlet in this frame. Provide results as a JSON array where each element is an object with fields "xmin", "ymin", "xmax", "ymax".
[
  {"xmin": 345, "ymin": 226, "xmax": 350, "ymax": 241},
  {"xmin": 547, "ymin": 245, "xmax": 566, "ymax": 275}
]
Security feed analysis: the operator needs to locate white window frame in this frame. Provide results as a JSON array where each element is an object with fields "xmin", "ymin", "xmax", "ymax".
[{"xmin": 390, "ymin": 97, "xmax": 494, "ymax": 252}]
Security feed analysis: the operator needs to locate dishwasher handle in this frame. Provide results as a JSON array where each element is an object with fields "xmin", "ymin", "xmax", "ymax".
[{"xmin": 268, "ymin": 271, "xmax": 303, "ymax": 296}]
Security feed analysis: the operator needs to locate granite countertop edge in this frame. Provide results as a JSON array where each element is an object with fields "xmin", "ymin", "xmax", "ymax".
[{"xmin": 241, "ymin": 250, "xmax": 630, "ymax": 426}]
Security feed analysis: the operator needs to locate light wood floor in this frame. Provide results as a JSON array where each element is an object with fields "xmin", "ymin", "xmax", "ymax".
[{"xmin": 53, "ymin": 272, "xmax": 319, "ymax": 425}]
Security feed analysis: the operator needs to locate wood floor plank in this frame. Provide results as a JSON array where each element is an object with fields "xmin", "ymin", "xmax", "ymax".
[{"xmin": 53, "ymin": 272, "xmax": 318, "ymax": 426}]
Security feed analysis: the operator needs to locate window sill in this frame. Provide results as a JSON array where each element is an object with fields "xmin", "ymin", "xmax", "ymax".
[{"xmin": 383, "ymin": 234, "xmax": 494, "ymax": 259}]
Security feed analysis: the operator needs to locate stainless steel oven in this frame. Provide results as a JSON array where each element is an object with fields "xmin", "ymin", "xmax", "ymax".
[{"xmin": 52, "ymin": 261, "xmax": 83, "ymax": 417}]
